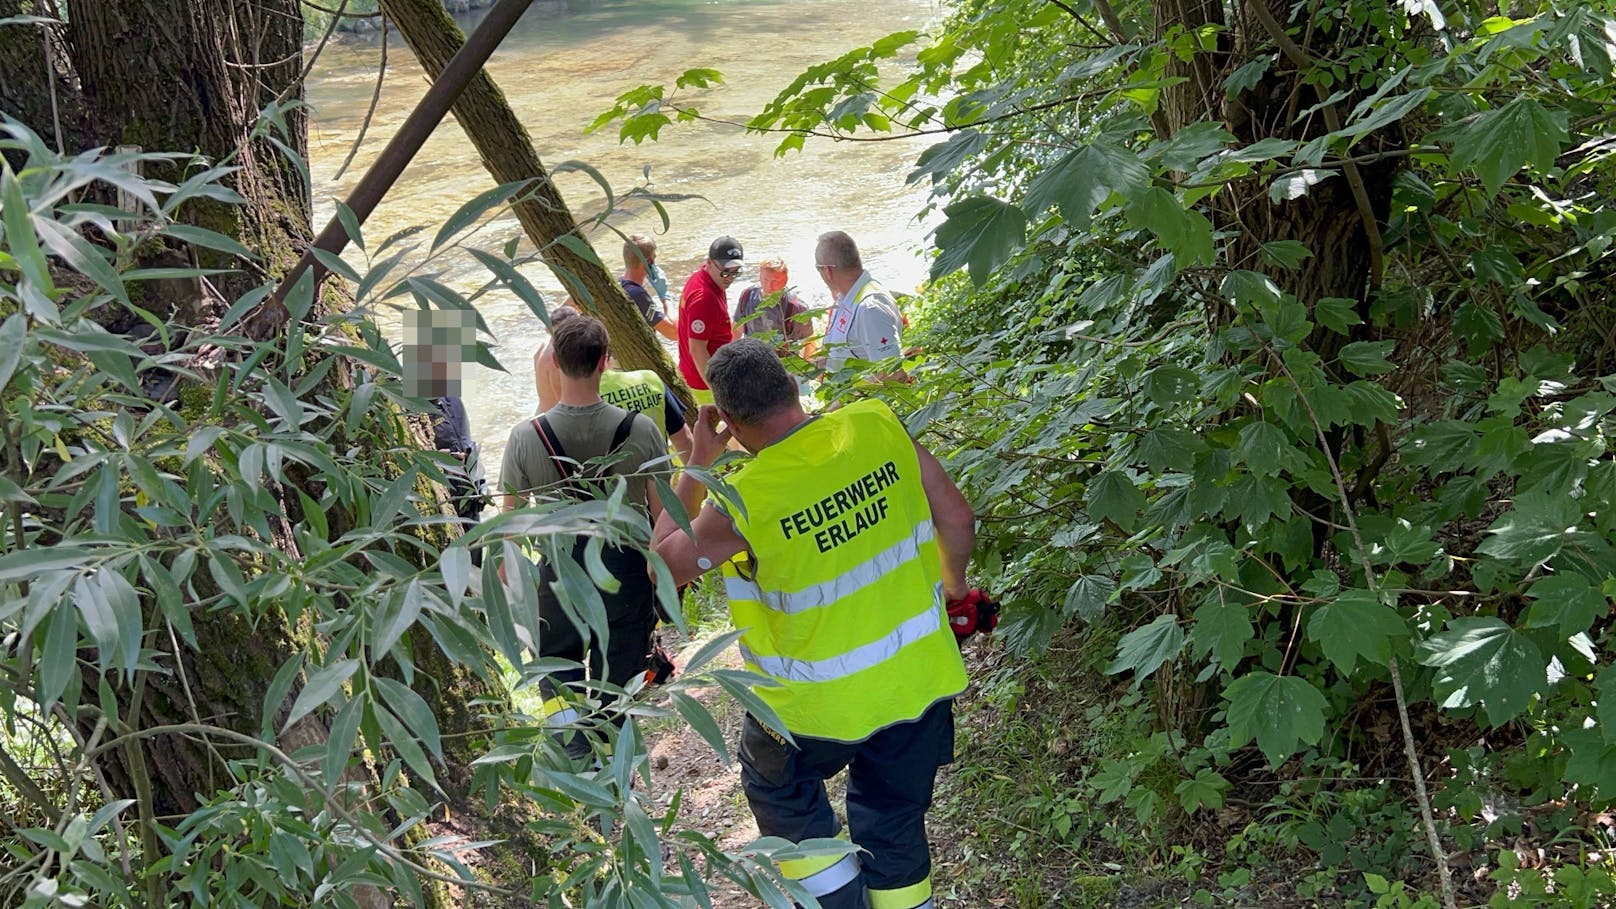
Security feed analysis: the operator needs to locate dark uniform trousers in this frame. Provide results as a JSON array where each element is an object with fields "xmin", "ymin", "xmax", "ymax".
[
  {"xmin": 536, "ymin": 539, "xmax": 656, "ymax": 762},
  {"xmin": 739, "ymin": 698, "xmax": 955, "ymax": 909}
]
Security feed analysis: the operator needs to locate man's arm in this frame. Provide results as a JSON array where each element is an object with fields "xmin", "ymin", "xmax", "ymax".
[
  {"xmin": 654, "ymin": 318, "xmax": 678, "ymax": 341},
  {"xmin": 652, "ymin": 405, "xmax": 746, "ymax": 586},
  {"xmin": 660, "ymin": 385, "xmax": 695, "ymax": 463},
  {"xmin": 853, "ymin": 301, "xmax": 909, "ymax": 383},
  {"xmin": 532, "ymin": 344, "xmax": 547, "ymax": 405},
  {"xmin": 688, "ymin": 338, "xmax": 712, "ymax": 382},
  {"xmin": 498, "ymin": 425, "xmax": 531, "ymax": 514},
  {"xmin": 654, "ymin": 499, "xmax": 747, "ymax": 587},
  {"xmin": 668, "ymin": 426, "xmax": 694, "ymax": 463},
  {"xmin": 534, "ymin": 344, "xmax": 560, "ymax": 413},
  {"xmin": 915, "ymin": 439, "xmax": 974, "ymax": 599},
  {"xmin": 643, "ymin": 478, "xmax": 665, "ymax": 522}
]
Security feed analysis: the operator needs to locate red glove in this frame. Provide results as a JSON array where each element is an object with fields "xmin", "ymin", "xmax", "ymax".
[{"xmin": 946, "ymin": 588, "xmax": 1000, "ymax": 645}]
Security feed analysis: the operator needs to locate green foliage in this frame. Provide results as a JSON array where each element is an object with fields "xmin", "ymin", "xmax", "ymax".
[
  {"xmin": 673, "ymin": 4, "xmax": 1616, "ymax": 901},
  {"xmin": 584, "ymin": 0, "xmax": 1616, "ymax": 895},
  {"xmin": 848, "ymin": 0, "xmax": 1616, "ymax": 801},
  {"xmin": 0, "ymin": 120, "xmax": 823, "ymax": 907}
]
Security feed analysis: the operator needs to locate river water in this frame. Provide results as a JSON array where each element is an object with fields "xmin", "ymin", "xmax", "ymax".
[{"xmin": 304, "ymin": 0, "xmax": 942, "ymax": 470}]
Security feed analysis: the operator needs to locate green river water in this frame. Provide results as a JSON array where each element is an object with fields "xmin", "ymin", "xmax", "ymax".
[{"xmin": 304, "ymin": 0, "xmax": 942, "ymax": 468}]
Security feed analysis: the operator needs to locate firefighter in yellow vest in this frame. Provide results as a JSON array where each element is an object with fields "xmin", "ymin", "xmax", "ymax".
[{"xmin": 653, "ymin": 339, "xmax": 979, "ymax": 909}]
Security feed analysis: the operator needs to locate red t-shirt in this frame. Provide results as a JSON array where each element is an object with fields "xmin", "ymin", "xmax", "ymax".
[{"xmin": 677, "ymin": 267, "xmax": 734, "ymax": 390}]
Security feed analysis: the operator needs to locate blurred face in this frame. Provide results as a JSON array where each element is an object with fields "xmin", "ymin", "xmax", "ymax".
[{"xmin": 760, "ymin": 266, "xmax": 787, "ymax": 294}]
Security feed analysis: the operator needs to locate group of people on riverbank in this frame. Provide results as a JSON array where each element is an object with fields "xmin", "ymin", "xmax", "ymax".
[
  {"xmin": 603, "ymin": 228, "xmax": 909, "ymax": 402},
  {"xmin": 490, "ymin": 229, "xmax": 983, "ymax": 909}
]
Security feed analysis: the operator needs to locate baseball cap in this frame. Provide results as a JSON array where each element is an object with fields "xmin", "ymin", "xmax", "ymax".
[{"xmin": 708, "ymin": 236, "xmax": 744, "ymax": 268}]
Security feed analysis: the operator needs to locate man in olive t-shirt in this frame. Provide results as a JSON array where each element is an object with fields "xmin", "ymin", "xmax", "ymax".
[{"xmin": 499, "ymin": 314, "xmax": 671, "ymax": 759}]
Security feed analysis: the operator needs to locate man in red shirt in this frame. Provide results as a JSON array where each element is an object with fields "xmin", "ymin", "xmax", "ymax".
[{"xmin": 678, "ymin": 236, "xmax": 743, "ymax": 404}]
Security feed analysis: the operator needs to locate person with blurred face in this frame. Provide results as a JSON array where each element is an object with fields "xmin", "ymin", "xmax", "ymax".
[{"xmin": 677, "ymin": 235, "xmax": 743, "ymax": 405}]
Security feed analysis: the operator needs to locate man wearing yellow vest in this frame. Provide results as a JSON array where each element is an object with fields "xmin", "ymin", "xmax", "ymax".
[{"xmin": 652, "ymin": 338, "xmax": 978, "ymax": 909}]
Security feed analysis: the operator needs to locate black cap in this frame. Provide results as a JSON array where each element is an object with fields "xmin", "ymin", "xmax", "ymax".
[{"xmin": 708, "ymin": 236, "xmax": 744, "ymax": 268}]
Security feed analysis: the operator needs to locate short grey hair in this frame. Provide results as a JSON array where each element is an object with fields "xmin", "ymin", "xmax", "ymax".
[
  {"xmin": 815, "ymin": 230, "xmax": 862, "ymax": 271},
  {"xmin": 707, "ymin": 338, "xmax": 798, "ymax": 425}
]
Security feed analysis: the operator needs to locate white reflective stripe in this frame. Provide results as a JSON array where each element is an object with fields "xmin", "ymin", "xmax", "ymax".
[
  {"xmin": 544, "ymin": 707, "xmax": 580, "ymax": 728},
  {"xmin": 740, "ymin": 588, "xmax": 943, "ymax": 684},
  {"xmin": 798, "ymin": 853, "xmax": 860, "ymax": 897},
  {"xmin": 724, "ymin": 520, "xmax": 936, "ymax": 615}
]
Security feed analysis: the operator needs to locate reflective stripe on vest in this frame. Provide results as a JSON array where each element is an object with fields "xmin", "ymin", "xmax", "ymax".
[
  {"xmin": 598, "ymin": 370, "xmax": 664, "ymax": 425},
  {"xmin": 779, "ymin": 852, "xmax": 859, "ymax": 897},
  {"xmin": 724, "ymin": 520, "xmax": 937, "ymax": 614},
  {"xmin": 718, "ymin": 399, "xmax": 966, "ymax": 742},
  {"xmin": 541, "ymin": 696, "xmax": 579, "ymax": 729},
  {"xmin": 868, "ymin": 877, "xmax": 933, "ymax": 909},
  {"xmin": 740, "ymin": 586, "xmax": 944, "ymax": 683}
]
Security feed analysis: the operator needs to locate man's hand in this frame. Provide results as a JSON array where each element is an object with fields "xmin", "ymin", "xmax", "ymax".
[
  {"xmin": 946, "ymin": 588, "xmax": 1000, "ymax": 645},
  {"xmin": 689, "ymin": 404, "xmax": 733, "ymax": 467}
]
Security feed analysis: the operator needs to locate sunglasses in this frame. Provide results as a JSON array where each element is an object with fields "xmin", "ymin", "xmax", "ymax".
[{"xmin": 720, "ymin": 267, "xmax": 742, "ymax": 278}]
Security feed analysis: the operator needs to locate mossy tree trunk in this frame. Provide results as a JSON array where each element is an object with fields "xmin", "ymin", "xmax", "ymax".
[
  {"xmin": 0, "ymin": 0, "xmax": 325, "ymax": 822},
  {"xmin": 4, "ymin": 0, "xmax": 496, "ymax": 872},
  {"xmin": 378, "ymin": 0, "xmax": 694, "ymax": 408},
  {"xmin": 0, "ymin": 1, "xmax": 89, "ymax": 162},
  {"xmin": 66, "ymin": 0, "xmax": 312, "ymax": 302}
]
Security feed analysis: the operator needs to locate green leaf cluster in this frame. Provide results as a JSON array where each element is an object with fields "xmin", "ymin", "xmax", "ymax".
[
  {"xmin": 761, "ymin": 0, "xmax": 1616, "ymax": 816},
  {"xmin": 0, "ymin": 119, "xmax": 809, "ymax": 907}
]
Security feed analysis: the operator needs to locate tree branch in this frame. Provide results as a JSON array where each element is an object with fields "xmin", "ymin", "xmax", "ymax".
[{"xmin": 1044, "ymin": 0, "xmax": 1115, "ymax": 46}]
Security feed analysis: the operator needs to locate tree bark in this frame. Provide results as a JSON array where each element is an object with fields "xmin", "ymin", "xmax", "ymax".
[
  {"xmin": 1155, "ymin": 0, "xmax": 1398, "ymax": 316},
  {"xmin": 0, "ymin": 1, "xmax": 87, "ymax": 161},
  {"xmin": 8, "ymin": 7, "xmax": 493, "ymax": 896},
  {"xmin": 66, "ymin": 0, "xmax": 311, "ymax": 300},
  {"xmin": 378, "ymin": 0, "xmax": 694, "ymax": 409},
  {"xmin": 34, "ymin": 0, "xmax": 317, "ymax": 821}
]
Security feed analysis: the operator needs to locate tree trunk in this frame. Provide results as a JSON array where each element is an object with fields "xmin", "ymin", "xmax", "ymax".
[
  {"xmin": 6, "ymin": 7, "xmax": 493, "ymax": 898},
  {"xmin": 378, "ymin": 0, "xmax": 694, "ymax": 408},
  {"xmin": 1156, "ymin": 0, "xmax": 1399, "ymax": 315},
  {"xmin": 0, "ymin": 1, "xmax": 88, "ymax": 161},
  {"xmin": 66, "ymin": 0, "xmax": 311, "ymax": 300},
  {"xmin": 29, "ymin": 0, "xmax": 317, "ymax": 822}
]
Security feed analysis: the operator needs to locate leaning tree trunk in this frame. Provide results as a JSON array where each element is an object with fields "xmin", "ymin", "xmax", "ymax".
[{"xmin": 379, "ymin": 0, "xmax": 694, "ymax": 409}]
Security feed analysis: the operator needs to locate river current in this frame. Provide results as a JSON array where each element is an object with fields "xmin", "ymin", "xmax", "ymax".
[{"xmin": 304, "ymin": 0, "xmax": 942, "ymax": 471}]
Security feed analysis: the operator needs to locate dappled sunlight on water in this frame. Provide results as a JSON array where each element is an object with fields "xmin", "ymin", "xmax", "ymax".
[{"xmin": 305, "ymin": 0, "xmax": 942, "ymax": 472}]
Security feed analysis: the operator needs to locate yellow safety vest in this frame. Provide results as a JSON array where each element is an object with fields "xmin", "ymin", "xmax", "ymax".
[
  {"xmin": 599, "ymin": 370, "xmax": 664, "ymax": 425},
  {"xmin": 717, "ymin": 399, "xmax": 966, "ymax": 742}
]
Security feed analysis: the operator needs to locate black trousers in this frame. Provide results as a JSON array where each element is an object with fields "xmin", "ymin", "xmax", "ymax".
[
  {"xmin": 739, "ymin": 698, "xmax": 954, "ymax": 908},
  {"xmin": 536, "ymin": 540, "xmax": 656, "ymax": 761}
]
